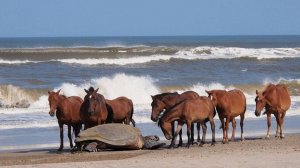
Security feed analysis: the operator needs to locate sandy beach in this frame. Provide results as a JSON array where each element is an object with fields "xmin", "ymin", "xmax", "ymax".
[{"xmin": 1, "ymin": 133, "xmax": 300, "ymax": 168}]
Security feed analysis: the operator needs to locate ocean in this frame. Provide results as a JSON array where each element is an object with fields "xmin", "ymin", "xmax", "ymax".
[{"xmin": 0, "ymin": 35, "xmax": 300, "ymax": 151}]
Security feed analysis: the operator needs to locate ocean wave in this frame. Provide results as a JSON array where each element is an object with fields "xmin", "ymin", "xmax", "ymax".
[
  {"xmin": 0, "ymin": 47, "xmax": 299, "ymax": 65},
  {"xmin": 1, "ymin": 76, "xmax": 300, "ymax": 109}
]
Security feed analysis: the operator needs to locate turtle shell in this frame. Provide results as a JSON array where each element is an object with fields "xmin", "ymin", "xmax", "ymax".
[{"xmin": 75, "ymin": 124, "xmax": 144, "ymax": 150}]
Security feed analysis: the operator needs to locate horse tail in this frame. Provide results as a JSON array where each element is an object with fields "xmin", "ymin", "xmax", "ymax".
[{"xmin": 130, "ymin": 100, "xmax": 135, "ymax": 127}]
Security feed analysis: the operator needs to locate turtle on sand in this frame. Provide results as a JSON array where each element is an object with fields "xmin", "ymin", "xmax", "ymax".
[{"xmin": 74, "ymin": 124, "xmax": 165, "ymax": 152}]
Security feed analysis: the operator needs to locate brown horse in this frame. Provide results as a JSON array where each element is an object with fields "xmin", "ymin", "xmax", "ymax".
[
  {"xmin": 206, "ymin": 89, "xmax": 246, "ymax": 144},
  {"xmin": 48, "ymin": 89, "xmax": 83, "ymax": 151},
  {"xmin": 106, "ymin": 96, "xmax": 135, "ymax": 126},
  {"xmin": 254, "ymin": 84, "xmax": 291, "ymax": 139},
  {"xmin": 158, "ymin": 97, "xmax": 216, "ymax": 148},
  {"xmin": 151, "ymin": 91, "xmax": 201, "ymax": 146},
  {"xmin": 81, "ymin": 87, "xmax": 109, "ymax": 129}
]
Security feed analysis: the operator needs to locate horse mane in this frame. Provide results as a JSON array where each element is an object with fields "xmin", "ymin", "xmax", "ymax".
[
  {"xmin": 88, "ymin": 87, "xmax": 95, "ymax": 92},
  {"xmin": 262, "ymin": 83, "xmax": 276, "ymax": 95},
  {"xmin": 60, "ymin": 95, "xmax": 67, "ymax": 98},
  {"xmin": 153, "ymin": 92, "xmax": 178, "ymax": 100}
]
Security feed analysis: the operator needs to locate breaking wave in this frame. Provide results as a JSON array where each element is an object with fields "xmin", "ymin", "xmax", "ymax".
[{"xmin": 0, "ymin": 47, "xmax": 299, "ymax": 65}]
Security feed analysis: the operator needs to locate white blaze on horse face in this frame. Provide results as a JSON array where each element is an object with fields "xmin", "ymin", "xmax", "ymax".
[{"xmin": 89, "ymin": 95, "xmax": 92, "ymax": 99}]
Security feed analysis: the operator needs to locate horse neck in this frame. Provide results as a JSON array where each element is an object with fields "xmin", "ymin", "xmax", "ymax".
[
  {"xmin": 56, "ymin": 95, "xmax": 67, "ymax": 111},
  {"xmin": 162, "ymin": 103, "xmax": 182, "ymax": 123},
  {"xmin": 162, "ymin": 94, "xmax": 180, "ymax": 109}
]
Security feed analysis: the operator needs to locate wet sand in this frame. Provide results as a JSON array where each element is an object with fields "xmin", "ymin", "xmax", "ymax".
[{"xmin": 1, "ymin": 134, "xmax": 300, "ymax": 168}]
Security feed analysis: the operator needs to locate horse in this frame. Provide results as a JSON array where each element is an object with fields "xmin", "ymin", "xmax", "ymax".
[
  {"xmin": 158, "ymin": 97, "xmax": 216, "ymax": 148},
  {"xmin": 106, "ymin": 96, "xmax": 136, "ymax": 127},
  {"xmin": 151, "ymin": 91, "xmax": 202, "ymax": 146},
  {"xmin": 254, "ymin": 84, "xmax": 291, "ymax": 139},
  {"xmin": 206, "ymin": 89, "xmax": 246, "ymax": 144},
  {"xmin": 80, "ymin": 87, "xmax": 109, "ymax": 129},
  {"xmin": 48, "ymin": 89, "xmax": 83, "ymax": 151}
]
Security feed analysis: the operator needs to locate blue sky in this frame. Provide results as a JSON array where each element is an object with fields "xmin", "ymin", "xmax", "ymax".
[{"xmin": 0, "ymin": 0, "xmax": 300, "ymax": 37}]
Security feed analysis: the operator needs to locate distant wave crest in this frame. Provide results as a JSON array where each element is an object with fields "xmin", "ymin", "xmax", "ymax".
[{"xmin": 0, "ymin": 47, "xmax": 300, "ymax": 65}]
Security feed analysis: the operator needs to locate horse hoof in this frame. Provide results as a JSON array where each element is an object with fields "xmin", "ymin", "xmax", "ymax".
[
  {"xmin": 280, "ymin": 136, "xmax": 285, "ymax": 139},
  {"xmin": 178, "ymin": 143, "xmax": 183, "ymax": 147},
  {"xmin": 57, "ymin": 148, "xmax": 63, "ymax": 151},
  {"xmin": 211, "ymin": 143, "xmax": 215, "ymax": 146},
  {"xmin": 168, "ymin": 145, "xmax": 174, "ymax": 149},
  {"xmin": 199, "ymin": 143, "xmax": 204, "ymax": 147},
  {"xmin": 265, "ymin": 136, "xmax": 270, "ymax": 140}
]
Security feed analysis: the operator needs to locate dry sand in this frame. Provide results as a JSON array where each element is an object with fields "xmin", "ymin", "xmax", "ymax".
[{"xmin": 1, "ymin": 134, "xmax": 300, "ymax": 168}]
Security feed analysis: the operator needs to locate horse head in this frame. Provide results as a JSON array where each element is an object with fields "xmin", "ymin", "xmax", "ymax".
[
  {"xmin": 158, "ymin": 118, "xmax": 172, "ymax": 140},
  {"xmin": 84, "ymin": 87, "xmax": 101, "ymax": 116},
  {"xmin": 254, "ymin": 90, "xmax": 267, "ymax": 117},
  {"xmin": 150, "ymin": 98, "xmax": 166, "ymax": 122},
  {"xmin": 48, "ymin": 89, "xmax": 61, "ymax": 117}
]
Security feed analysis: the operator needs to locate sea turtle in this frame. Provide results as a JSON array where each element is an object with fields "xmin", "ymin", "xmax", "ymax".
[{"xmin": 74, "ymin": 124, "xmax": 165, "ymax": 152}]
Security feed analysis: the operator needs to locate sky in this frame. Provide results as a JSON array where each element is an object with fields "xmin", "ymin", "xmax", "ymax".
[{"xmin": 0, "ymin": 0, "xmax": 300, "ymax": 37}]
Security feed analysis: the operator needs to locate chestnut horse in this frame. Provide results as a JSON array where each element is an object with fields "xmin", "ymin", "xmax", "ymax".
[
  {"xmin": 48, "ymin": 89, "xmax": 83, "ymax": 151},
  {"xmin": 81, "ymin": 87, "xmax": 109, "ymax": 129},
  {"xmin": 255, "ymin": 84, "xmax": 291, "ymax": 139},
  {"xmin": 158, "ymin": 97, "xmax": 216, "ymax": 148},
  {"xmin": 106, "ymin": 96, "xmax": 136, "ymax": 127},
  {"xmin": 151, "ymin": 91, "xmax": 201, "ymax": 146},
  {"xmin": 206, "ymin": 89, "xmax": 246, "ymax": 143}
]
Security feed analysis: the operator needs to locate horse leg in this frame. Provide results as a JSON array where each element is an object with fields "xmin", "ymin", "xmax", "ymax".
[
  {"xmin": 210, "ymin": 116, "xmax": 216, "ymax": 146},
  {"xmin": 178, "ymin": 129, "xmax": 183, "ymax": 147},
  {"xmin": 58, "ymin": 123, "xmax": 64, "ymax": 151},
  {"xmin": 266, "ymin": 112, "xmax": 271, "ymax": 139},
  {"xmin": 68, "ymin": 125, "xmax": 73, "ymax": 148},
  {"xmin": 191, "ymin": 123, "xmax": 194, "ymax": 145},
  {"xmin": 197, "ymin": 123, "xmax": 201, "ymax": 145},
  {"xmin": 231, "ymin": 118, "xmax": 236, "ymax": 142},
  {"xmin": 224, "ymin": 115, "xmax": 230, "ymax": 143},
  {"xmin": 240, "ymin": 113, "xmax": 245, "ymax": 141},
  {"xmin": 169, "ymin": 121, "xmax": 184, "ymax": 149},
  {"xmin": 275, "ymin": 113, "xmax": 284, "ymax": 139},
  {"xmin": 275, "ymin": 113, "xmax": 280, "ymax": 138},
  {"xmin": 186, "ymin": 121, "xmax": 192, "ymax": 148},
  {"xmin": 280, "ymin": 112, "xmax": 286, "ymax": 139},
  {"xmin": 219, "ymin": 117, "xmax": 226, "ymax": 144},
  {"xmin": 200, "ymin": 123, "xmax": 207, "ymax": 147}
]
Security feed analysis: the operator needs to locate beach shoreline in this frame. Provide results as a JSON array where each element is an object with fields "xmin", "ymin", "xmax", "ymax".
[{"xmin": 1, "ymin": 133, "xmax": 300, "ymax": 167}]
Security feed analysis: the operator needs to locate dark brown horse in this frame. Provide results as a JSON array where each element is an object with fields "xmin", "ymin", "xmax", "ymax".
[
  {"xmin": 255, "ymin": 84, "xmax": 291, "ymax": 139},
  {"xmin": 158, "ymin": 97, "xmax": 216, "ymax": 148},
  {"xmin": 48, "ymin": 89, "xmax": 83, "ymax": 151},
  {"xmin": 106, "ymin": 96, "xmax": 135, "ymax": 126},
  {"xmin": 206, "ymin": 89, "xmax": 246, "ymax": 144},
  {"xmin": 81, "ymin": 87, "xmax": 109, "ymax": 129},
  {"xmin": 151, "ymin": 91, "xmax": 201, "ymax": 146}
]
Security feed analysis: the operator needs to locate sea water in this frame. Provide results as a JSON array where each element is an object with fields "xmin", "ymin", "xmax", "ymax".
[{"xmin": 0, "ymin": 36, "xmax": 300, "ymax": 151}]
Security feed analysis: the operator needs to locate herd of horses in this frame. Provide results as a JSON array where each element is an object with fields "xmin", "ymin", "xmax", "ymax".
[{"xmin": 48, "ymin": 83, "xmax": 291, "ymax": 151}]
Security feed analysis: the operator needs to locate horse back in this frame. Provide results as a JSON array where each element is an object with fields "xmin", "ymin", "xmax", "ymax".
[
  {"xmin": 182, "ymin": 97, "xmax": 214, "ymax": 122},
  {"xmin": 106, "ymin": 97, "xmax": 133, "ymax": 121},
  {"xmin": 227, "ymin": 90, "xmax": 246, "ymax": 114},
  {"xmin": 180, "ymin": 91, "xmax": 200, "ymax": 100}
]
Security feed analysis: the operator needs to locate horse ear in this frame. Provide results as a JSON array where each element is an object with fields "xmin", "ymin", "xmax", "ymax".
[
  {"xmin": 256, "ymin": 90, "xmax": 259, "ymax": 95},
  {"xmin": 151, "ymin": 95, "xmax": 154, "ymax": 100},
  {"xmin": 48, "ymin": 91, "xmax": 51, "ymax": 94},
  {"xmin": 84, "ymin": 89, "xmax": 88, "ymax": 93},
  {"xmin": 56, "ymin": 89, "xmax": 61, "ymax": 94},
  {"xmin": 205, "ymin": 90, "xmax": 211, "ymax": 95},
  {"xmin": 95, "ymin": 88, "xmax": 99, "ymax": 93}
]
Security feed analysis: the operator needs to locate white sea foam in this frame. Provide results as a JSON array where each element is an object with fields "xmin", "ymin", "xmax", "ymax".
[
  {"xmin": 0, "ymin": 59, "xmax": 38, "ymax": 64},
  {"xmin": 1, "ymin": 77, "xmax": 300, "ymax": 130}
]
